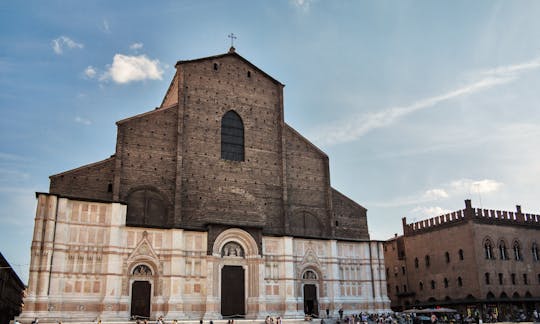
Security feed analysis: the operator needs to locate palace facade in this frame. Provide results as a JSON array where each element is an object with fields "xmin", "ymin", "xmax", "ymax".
[{"xmin": 384, "ymin": 199, "xmax": 540, "ymax": 320}]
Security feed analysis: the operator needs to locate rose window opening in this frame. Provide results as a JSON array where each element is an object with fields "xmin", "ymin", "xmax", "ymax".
[{"xmin": 222, "ymin": 241, "xmax": 245, "ymax": 257}]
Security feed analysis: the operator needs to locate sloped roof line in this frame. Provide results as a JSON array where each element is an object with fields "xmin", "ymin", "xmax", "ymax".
[{"xmin": 175, "ymin": 50, "xmax": 284, "ymax": 86}]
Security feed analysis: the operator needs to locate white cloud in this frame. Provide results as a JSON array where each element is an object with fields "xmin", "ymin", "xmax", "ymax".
[
  {"xmin": 422, "ymin": 188, "xmax": 449, "ymax": 200},
  {"xmin": 450, "ymin": 178, "xmax": 503, "ymax": 194},
  {"xmin": 130, "ymin": 42, "xmax": 144, "ymax": 51},
  {"xmin": 411, "ymin": 206, "xmax": 452, "ymax": 218},
  {"xmin": 314, "ymin": 56, "xmax": 540, "ymax": 146},
  {"xmin": 291, "ymin": 0, "xmax": 314, "ymax": 11},
  {"xmin": 372, "ymin": 178, "xmax": 501, "ymax": 208},
  {"xmin": 84, "ymin": 66, "xmax": 97, "ymax": 78},
  {"xmin": 74, "ymin": 116, "xmax": 92, "ymax": 125},
  {"xmin": 51, "ymin": 36, "xmax": 84, "ymax": 55},
  {"xmin": 102, "ymin": 54, "xmax": 163, "ymax": 84}
]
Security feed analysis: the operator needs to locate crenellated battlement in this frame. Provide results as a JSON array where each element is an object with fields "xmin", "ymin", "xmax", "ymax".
[{"xmin": 402, "ymin": 199, "xmax": 540, "ymax": 236}]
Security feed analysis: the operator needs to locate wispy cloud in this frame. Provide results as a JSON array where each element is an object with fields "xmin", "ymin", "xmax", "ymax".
[
  {"xmin": 291, "ymin": 0, "xmax": 314, "ymax": 11},
  {"xmin": 313, "ymin": 56, "xmax": 540, "ymax": 146},
  {"xmin": 411, "ymin": 206, "xmax": 452, "ymax": 218},
  {"xmin": 74, "ymin": 116, "xmax": 92, "ymax": 125},
  {"xmin": 372, "ymin": 178, "xmax": 503, "ymax": 208},
  {"xmin": 102, "ymin": 19, "xmax": 111, "ymax": 33},
  {"xmin": 130, "ymin": 42, "xmax": 144, "ymax": 51},
  {"xmin": 100, "ymin": 54, "xmax": 163, "ymax": 84},
  {"xmin": 51, "ymin": 36, "xmax": 84, "ymax": 55}
]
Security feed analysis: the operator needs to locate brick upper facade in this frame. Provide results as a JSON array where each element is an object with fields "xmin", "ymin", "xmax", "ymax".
[{"xmin": 49, "ymin": 48, "xmax": 369, "ymax": 241}]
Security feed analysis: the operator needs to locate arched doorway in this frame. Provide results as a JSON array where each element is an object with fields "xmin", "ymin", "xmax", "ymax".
[
  {"xmin": 130, "ymin": 264, "xmax": 153, "ymax": 319},
  {"xmin": 220, "ymin": 241, "xmax": 246, "ymax": 318},
  {"xmin": 302, "ymin": 269, "xmax": 319, "ymax": 316}
]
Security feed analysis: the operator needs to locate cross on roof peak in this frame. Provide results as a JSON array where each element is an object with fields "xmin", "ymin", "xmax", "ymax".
[{"xmin": 228, "ymin": 33, "xmax": 237, "ymax": 52}]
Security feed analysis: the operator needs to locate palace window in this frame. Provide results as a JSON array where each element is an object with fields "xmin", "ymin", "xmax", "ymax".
[
  {"xmin": 514, "ymin": 241, "xmax": 522, "ymax": 261},
  {"xmin": 425, "ymin": 255, "xmax": 430, "ymax": 267},
  {"xmin": 459, "ymin": 249, "xmax": 464, "ymax": 260},
  {"xmin": 457, "ymin": 277, "xmax": 463, "ymax": 287},
  {"xmin": 532, "ymin": 243, "xmax": 539, "ymax": 261},
  {"xmin": 414, "ymin": 257, "xmax": 419, "ymax": 268},
  {"xmin": 445, "ymin": 251, "xmax": 450, "ymax": 263},
  {"xmin": 523, "ymin": 273, "xmax": 528, "ymax": 285},
  {"xmin": 485, "ymin": 273, "xmax": 490, "ymax": 285},
  {"xmin": 511, "ymin": 273, "xmax": 516, "ymax": 285},
  {"xmin": 419, "ymin": 281, "xmax": 424, "ymax": 291},
  {"xmin": 498, "ymin": 273, "xmax": 503, "ymax": 285},
  {"xmin": 221, "ymin": 110, "xmax": 244, "ymax": 161},
  {"xmin": 499, "ymin": 241, "xmax": 508, "ymax": 260},
  {"xmin": 444, "ymin": 278, "xmax": 449, "ymax": 288},
  {"xmin": 402, "ymin": 266, "xmax": 406, "ymax": 275},
  {"xmin": 484, "ymin": 240, "xmax": 494, "ymax": 259},
  {"xmin": 430, "ymin": 280, "xmax": 435, "ymax": 289}
]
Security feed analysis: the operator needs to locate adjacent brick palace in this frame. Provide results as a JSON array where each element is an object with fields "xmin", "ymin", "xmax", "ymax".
[
  {"xmin": 19, "ymin": 48, "xmax": 390, "ymax": 321},
  {"xmin": 384, "ymin": 199, "xmax": 540, "ymax": 319}
]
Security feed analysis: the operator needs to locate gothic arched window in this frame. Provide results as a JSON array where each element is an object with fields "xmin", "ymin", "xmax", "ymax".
[
  {"xmin": 499, "ymin": 241, "xmax": 508, "ymax": 260},
  {"xmin": 513, "ymin": 241, "xmax": 522, "ymax": 261},
  {"xmin": 484, "ymin": 239, "xmax": 494, "ymax": 259},
  {"xmin": 221, "ymin": 110, "xmax": 244, "ymax": 161},
  {"xmin": 532, "ymin": 243, "xmax": 539, "ymax": 261}
]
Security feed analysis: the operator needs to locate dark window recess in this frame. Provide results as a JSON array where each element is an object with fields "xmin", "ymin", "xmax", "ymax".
[
  {"xmin": 445, "ymin": 251, "xmax": 450, "ymax": 263},
  {"xmin": 485, "ymin": 273, "xmax": 490, "ymax": 285},
  {"xmin": 335, "ymin": 221, "xmax": 339, "ymax": 226},
  {"xmin": 221, "ymin": 110, "xmax": 244, "ymax": 161},
  {"xmin": 523, "ymin": 273, "xmax": 528, "ymax": 285},
  {"xmin": 444, "ymin": 278, "xmax": 449, "ymax": 288},
  {"xmin": 247, "ymin": 71, "xmax": 251, "ymax": 78},
  {"xmin": 213, "ymin": 63, "xmax": 219, "ymax": 70},
  {"xmin": 107, "ymin": 183, "xmax": 113, "ymax": 193},
  {"xmin": 459, "ymin": 249, "xmax": 464, "ymax": 260},
  {"xmin": 511, "ymin": 273, "xmax": 516, "ymax": 285},
  {"xmin": 458, "ymin": 277, "xmax": 463, "ymax": 287},
  {"xmin": 499, "ymin": 273, "xmax": 503, "ymax": 285}
]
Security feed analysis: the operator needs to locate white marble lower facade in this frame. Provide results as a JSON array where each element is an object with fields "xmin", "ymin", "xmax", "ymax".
[{"xmin": 19, "ymin": 194, "xmax": 390, "ymax": 322}]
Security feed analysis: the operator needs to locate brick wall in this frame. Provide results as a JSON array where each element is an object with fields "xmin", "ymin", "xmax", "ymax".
[
  {"xmin": 48, "ymin": 50, "xmax": 371, "ymax": 241},
  {"xmin": 50, "ymin": 157, "xmax": 115, "ymax": 201}
]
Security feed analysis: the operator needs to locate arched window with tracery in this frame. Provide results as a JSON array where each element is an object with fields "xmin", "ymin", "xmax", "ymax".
[
  {"xmin": 513, "ymin": 241, "xmax": 522, "ymax": 261},
  {"xmin": 221, "ymin": 110, "xmax": 244, "ymax": 161},
  {"xmin": 484, "ymin": 239, "xmax": 494, "ymax": 259},
  {"xmin": 499, "ymin": 241, "xmax": 508, "ymax": 260},
  {"xmin": 531, "ymin": 242, "xmax": 538, "ymax": 261}
]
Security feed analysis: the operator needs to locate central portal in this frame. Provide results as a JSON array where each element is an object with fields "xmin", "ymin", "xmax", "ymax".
[
  {"xmin": 131, "ymin": 281, "xmax": 151, "ymax": 319},
  {"xmin": 303, "ymin": 284, "xmax": 318, "ymax": 316},
  {"xmin": 221, "ymin": 265, "xmax": 245, "ymax": 317}
]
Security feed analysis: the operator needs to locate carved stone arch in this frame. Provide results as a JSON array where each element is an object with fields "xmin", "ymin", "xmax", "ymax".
[
  {"xmin": 301, "ymin": 266, "xmax": 322, "ymax": 281},
  {"xmin": 212, "ymin": 228, "xmax": 259, "ymax": 257},
  {"xmin": 482, "ymin": 236, "xmax": 494, "ymax": 245},
  {"xmin": 129, "ymin": 262, "xmax": 157, "ymax": 277},
  {"xmin": 290, "ymin": 210, "xmax": 324, "ymax": 237},
  {"xmin": 126, "ymin": 186, "xmax": 170, "ymax": 227}
]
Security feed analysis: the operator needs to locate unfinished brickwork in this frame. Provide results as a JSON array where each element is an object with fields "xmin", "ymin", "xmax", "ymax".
[
  {"xmin": 49, "ymin": 48, "xmax": 368, "ymax": 241},
  {"xmin": 22, "ymin": 49, "xmax": 390, "ymax": 321}
]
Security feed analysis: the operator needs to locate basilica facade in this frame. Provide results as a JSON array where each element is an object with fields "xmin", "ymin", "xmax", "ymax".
[{"xmin": 19, "ymin": 48, "xmax": 390, "ymax": 321}]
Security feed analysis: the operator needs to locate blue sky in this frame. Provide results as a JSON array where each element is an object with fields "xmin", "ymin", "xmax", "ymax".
[{"xmin": 2, "ymin": 0, "xmax": 540, "ymax": 284}]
